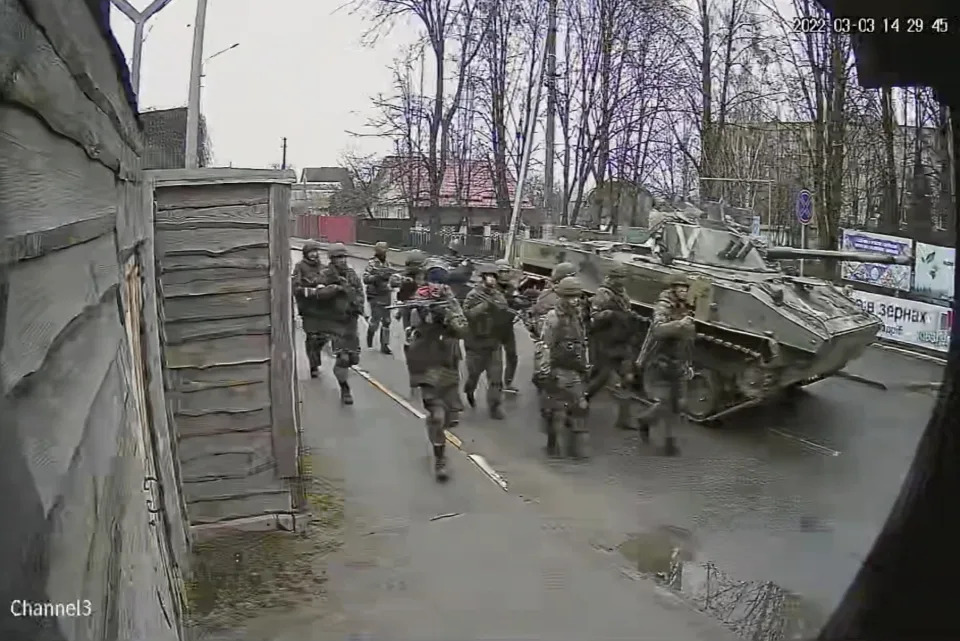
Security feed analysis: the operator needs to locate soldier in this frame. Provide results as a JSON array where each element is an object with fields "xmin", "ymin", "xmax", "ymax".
[
  {"xmin": 462, "ymin": 266, "xmax": 511, "ymax": 419},
  {"xmin": 493, "ymin": 258, "xmax": 528, "ymax": 393},
  {"xmin": 311, "ymin": 243, "xmax": 365, "ymax": 405},
  {"xmin": 405, "ymin": 259, "xmax": 469, "ymax": 480},
  {"xmin": 362, "ymin": 241, "xmax": 395, "ymax": 355},
  {"xmin": 635, "ymin": 274, "xmax": 696, "ymax": 455},
  {"xmin": 528, "ymin": 262, "xmax": 579, "ymax": 398},
  {"xmin": 586, "ymin": 264, "xmax": 642, "ymax": 430},
  {"xmin": 538, "ymin": 277, "xmax": 591, "ymax": 458},
  {"xmin": 292, "ymin": 241, "xmax": 327, "ymax": 378},
  {"xmin": 444, "ymin": 241, "xmax": 475, "ymax": 303},
  {"xmin": 391, "ymin": 250, "xmax": 428, "ymax": 397}
]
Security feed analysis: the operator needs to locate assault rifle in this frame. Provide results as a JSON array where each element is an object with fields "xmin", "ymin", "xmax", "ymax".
[{"xmin": 386, "ymin": 299, "xmax": 454, "ymax": 311}]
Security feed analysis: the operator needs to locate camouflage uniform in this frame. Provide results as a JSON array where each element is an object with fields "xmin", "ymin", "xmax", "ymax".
[
  {"xmin": 444, "ymin": 241, "xmax": 475, "ymax": 303},
  {"xmin": 528, "ymin": 263, "xmax": 579, "ymax": 419},
  {"xmin": 539, "ymin": 277, "xmax": 591, "ymax": 458},
  {"xmin": 405, "ymin": 261, "xmax": 469, "ymax": 480},
  {"xmin": 635, "ymin": 274, "xmax": 695, "ymax": 454},
  {"xmin": 493, "ymin": 259, "xmax": 528, "ymax": 392},
  {"xmin": 462, "ymin": 269, "xmax": 511, "ymax": 419},
  {"xmin": 291, "ymin": 241, "xmax": 327, "ymax": 377},
  {"xmin": 586, "ymin": 265, "xmax": 641, "ymax": 429},
  {"xmin": 312, "ymin": 243, "xmax": 365, "ymax": 404},
  {"xmin": 362, "ymin": 241, "xmax": 395, "ymax": 354}
]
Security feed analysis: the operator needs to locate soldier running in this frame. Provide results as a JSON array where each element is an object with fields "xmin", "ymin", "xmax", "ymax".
[
  {"xmin": 292, "ymin": 240, "xmax": 327, "ymax": 378},
  {"xmin": 462, "ymin": 265, "xmax": 511, "ymax": 420},
  {"xmin": 586, "ymin": 264, "xmax": 642, "ymax": 430},
  {"xmin": 635, "ymin": 274, "xmax": 696, "ymax": 455},
  {"xmin": 362, "ymin": 241, "xmax": 395, "ymax": 354},
  {"xmin": 391, "ymin": 250, "xmax": 428, "ymax": 398},
  {"xmin": 405, "ymin": 259, "xmax": 469, "ymax": 481},
  {"xmin": 311, "ymin": 243, "xmax": 365, "ymax": 405},
  {"xmin": 539, "ymin": 277, "xmax": 591, "ymax": 458}
]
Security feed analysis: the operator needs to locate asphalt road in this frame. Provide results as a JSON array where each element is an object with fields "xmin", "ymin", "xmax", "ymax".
[{"xmin": 290, "ymin": 249, "xmax": 940, "ymax": 638}]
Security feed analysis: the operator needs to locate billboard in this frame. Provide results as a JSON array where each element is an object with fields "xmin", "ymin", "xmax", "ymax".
[
  {"xmin": 839, "ymin": 229, "xmax": 913, "ymax": 291},
  {"xmin": 913, "ymin": 241, "xmax": 955, "ymax": 303},
  {"xmin": 848, "ymin": 289, "xmax": 951, "ymax": 353}
]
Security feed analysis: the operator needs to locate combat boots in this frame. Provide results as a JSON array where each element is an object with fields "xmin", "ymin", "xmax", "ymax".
[
  {"xmin": 366, "ymin": 328, "xmax": 375, "ymax": 348},
  {"xmin": 489, "ymin": 403, "xmax": 505, "ymax": 420},
  {"xmin": 339, "ymin": 382, "xmax": 354, "ymax": 405},
  {"xmin": 433, "ymin": 444, "xmax": 449, "ymax": 481},
  {"xmin": 309, "ymin": 367, "xmax": 319, "ymax": 379}
]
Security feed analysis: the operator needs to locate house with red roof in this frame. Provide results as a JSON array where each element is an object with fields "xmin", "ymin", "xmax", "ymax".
[{"xmin": 371, "ymin": 156, "xmax": 540, "ymax": 231}]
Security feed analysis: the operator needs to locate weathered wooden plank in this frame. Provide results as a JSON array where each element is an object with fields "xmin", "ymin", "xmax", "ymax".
[
  {"xmin": 162, "ymin": 291, "xmax": 270, "ymax": 323},
  {"xmin": 18, "ymin": 0, "xmax": 142, "ymax": 155},
  {"xmin": 161, "ymin": 266, "xmax": 269, "ymax": 286},
  {"xmin": 163, "ymin": 276, "xmax": 269, "ymax": 298},
  {"xmin": 164, "ymin": 335, "xmax": 270, "ymax": 369},
  {"xmin": 173, "ymin": 381, "xmax": 270, "ymax": 415},
  {"xmin": 171, "ymin": 362, "xmax": 270, "ymax": 391},
  {"xmin": 0, "ymin": 213, "xmax": 116, "ymax": 267},
  {"xmin": 182, "ymin": 464, "xmax": 287, "ymax": 503},
  {"xmin": 267, "ymin": 184, "xmax": 298, "ymax": 478},
  {"xmin": 186, "ymin": 492, "xmax": 293, "ymax": 525},
  {"xmin": 159, "ymin": 249, "xmax": 270, "ymax": 272},
  {"xmin": 179, "ymin": 429, "xmax": 275, "ymax": 480},
  {"xmin": 175, "ymin": 407, "xmax": 272, "ymax": 438},
  {"xmin": 154, "ymin": 204, "xmax": 269, "ymax": 230},
  {"xmin": 165, "ymin": 315, "xmax": 271, "ymax": 345},
  {"xmin": 115, "ymin": 178, "xmax": 148, "ymax": 254},
  {"xmin": 0, "ymin": 4, "xmax": 138, "ymax": 178},
  {"xmin": 0, "ymin": 106, "xmax": 119, "ymax": 241},
  {"xmin": 151, "ymin": 168, "xmax": 296, "ymax": 188},
  {"xmin": 5, "ymin": 298, "xmax": 123, "ymax": 513},
  {"xmin": 156, "ymin": 228, "xmax": 268, "ymax": 256},
  {"xmin": 152, "ymin": 183, "xmax": 269, "ymax": 210},
  {"xmin": 1, "ymin": 235, "xmax": 121, "ymax": 394}
]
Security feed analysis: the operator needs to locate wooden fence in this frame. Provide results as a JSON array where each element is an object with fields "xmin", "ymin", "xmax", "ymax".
[{"xmin": 151, "ymin": 168, "xmax": 302, "ymax": 528}]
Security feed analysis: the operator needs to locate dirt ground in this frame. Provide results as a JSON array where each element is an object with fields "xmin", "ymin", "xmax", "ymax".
[{"xmin": 184, "ymin": 449, "xmax": 345, "ymax": 638}]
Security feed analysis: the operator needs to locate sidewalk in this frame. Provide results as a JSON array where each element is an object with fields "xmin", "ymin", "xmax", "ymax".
[{"xmin": 203, "ymin": 325, "xmax": 737, "ymax": 641}]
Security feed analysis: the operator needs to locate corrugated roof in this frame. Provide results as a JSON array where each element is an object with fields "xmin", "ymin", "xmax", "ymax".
[{"xmin": 380, "ymin": 156, "xmax": 532, "ymax": 209}]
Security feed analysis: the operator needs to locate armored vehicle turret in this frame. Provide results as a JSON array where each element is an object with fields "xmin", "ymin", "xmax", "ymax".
[{"xmin": 515, "ymin": 211, "xmax": 912, "ymax": 422}]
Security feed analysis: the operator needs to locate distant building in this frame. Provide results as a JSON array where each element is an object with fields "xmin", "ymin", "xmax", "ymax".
[
  {"xmin": 139, "ymin": 107, "xmax": 210, "ymax": 169},
  {"xmin": 372, "ymin": 156, "xmax": 538, "ymax": 230},
  {"xmin": 291, "ymin": 167, "xmax": 353, "ymax": 215}
]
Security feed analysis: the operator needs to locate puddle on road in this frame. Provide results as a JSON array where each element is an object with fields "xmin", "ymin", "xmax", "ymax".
[{"xmin": 618, "ymin": 526, "xmax": 826, "ymax": 641}]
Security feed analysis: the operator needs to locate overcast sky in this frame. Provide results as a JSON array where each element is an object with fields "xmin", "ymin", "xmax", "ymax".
[{"xmin": 110, "ymin": 0, "xmax": 418, "ymax": 170}]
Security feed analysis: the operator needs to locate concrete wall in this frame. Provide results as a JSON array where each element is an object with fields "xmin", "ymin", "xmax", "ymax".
[
  {"xmin": 0, "ymin": 2, "xmax": 189, "ymax": 639},
  {"xmin": 151, "ymin": 169, "xmax": 302, "ymax": 528}
]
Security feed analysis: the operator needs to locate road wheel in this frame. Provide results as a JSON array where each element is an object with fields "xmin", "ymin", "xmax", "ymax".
[{"xmin": 682, "ymin": 368, "xmax": 721, "ymax": 421}]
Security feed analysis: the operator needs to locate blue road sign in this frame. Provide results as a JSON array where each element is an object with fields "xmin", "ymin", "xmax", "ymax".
[{"xmin": 796, "ymin": 190, "xmax": 813, "ymax": 225}]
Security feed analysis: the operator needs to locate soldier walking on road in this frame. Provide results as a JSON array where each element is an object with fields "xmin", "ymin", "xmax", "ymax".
[
  {"xmin": 292, "ymin": 241, "xmax": 327, "ymax": 378},
  {"xmin": 586, "ymin": 265, "xmax": 642, "ymax": 430},
  {"xmin": 493, "ymin": 259, "xmax": 529, "ymax": 394},
  {"xmin": 363, "ymin": 241, "xmax": 395, "ymax": 355},
  {"xmin": 311, "ymin": 243, "xmax": 365, "ymax": 405},
  {"xmin": 391, "ymin": 250, "xmax": 427, "ymax": 398},
  {"xmin": 539, "ymin": 277, "xmax": 591, "ymax": 458},
  {"xmin": 462, "ymin": 267, "xmax": 511, "ymax": 420},
  {"xmin": 527, "ymin": 263, "xmax": 579, "ymax": 426},
  {"xmin": 405, "ymin": 260, "xmax": 469, "ymax": 481},
  {"xmin": 635, "ymin": 274, "xmax": 696, "ymax": 455}
]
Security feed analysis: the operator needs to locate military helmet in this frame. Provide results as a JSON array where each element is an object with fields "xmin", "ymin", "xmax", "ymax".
[
  {"xmin": 494, "ymin": 258, "xmax": 512, "ymax": 273},
  {"xmin": 327, "ymin": 243, "xmax": 348, "ymax": 258},
  {"xmin": 551, "ymin": 262, "xmax": 578, "ymax": 281},
  {"xmin": 667, "ymin": 273, "xmax": 689, "ymax": 287},
  {"xmin": 554, "ymin": 276, "xmax": 584, "ymax": 297},
  {"xmin": 405, "ymin": 250, "xmax": 427, "ymax": 267},
  {"xmin": 302, "ymin": 240, "xmax": 322, "ymax": 255},
  {"xmin": 374, "ymin": 241, "xmax": 389, "ymax": 252},
  {"xmin": 607, "ymin": 264, "xmax": 628, "ymax": 278}
]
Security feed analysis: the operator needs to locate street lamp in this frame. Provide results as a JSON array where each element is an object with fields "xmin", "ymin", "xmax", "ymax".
[
  {"xmin": 185, "ymin": 0, "xmax": 209, "ymax": 169},
  {"xmin": 201, "ymin": 42, "xmax": 240, "ymax": 78}
]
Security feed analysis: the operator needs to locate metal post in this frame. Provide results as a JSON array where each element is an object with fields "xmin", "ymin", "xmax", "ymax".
[
  {"xmin": 185, "ymin": 0, "xmax": 209, "ymax": 169},
  {"xmin": 111, "ymin": 0, "xmax": 175, "ymax": 97},
  {"xmin": 281, "ymin": 137, "xmax": 288, "ymax": 170},
  {"xmin": 504, "ymin": 34, "xmax": 548, "ymax": 263},
  {"xmin": 131, "ymin": 21, "xmax": 145, "ymax": 95},
  {"xmin": 543, "ymin": 0, "xmax": 558, "ymax": 232},
  {"xmin": 799, "ymin": 225, "xmax": 806, "ymax": 276}
]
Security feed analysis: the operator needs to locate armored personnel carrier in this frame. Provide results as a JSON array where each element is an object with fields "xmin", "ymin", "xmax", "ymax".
[{"xmin": 514, "ymin": 211, "xmax": 912, "ymax": 422}]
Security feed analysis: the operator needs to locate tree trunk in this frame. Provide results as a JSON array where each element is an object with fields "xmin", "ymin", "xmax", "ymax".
[{"xmin": 879, "ymin": 87, "xmax": 900, "ymax": 233}]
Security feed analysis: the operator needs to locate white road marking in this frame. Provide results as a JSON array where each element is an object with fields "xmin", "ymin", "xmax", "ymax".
[
  {"xmin": 767, "ymin": 428, "xmax": 841, "ymax": 457},
  {"xmin": 350, "ymin": 366, "xmax": 502, "ymax": 488}
]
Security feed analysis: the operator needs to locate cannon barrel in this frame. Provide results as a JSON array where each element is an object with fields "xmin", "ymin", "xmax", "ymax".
[{"xmin": 764, "ymin": 246, "xmax": 912, "ymax": 265}]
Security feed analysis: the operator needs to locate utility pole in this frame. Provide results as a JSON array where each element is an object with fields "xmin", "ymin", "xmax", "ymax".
[
  {"xmin": 185, "ymin": 0, "xmax": 209, "ymax": 169},
  {"xmin": 110, "ymin": 0, "xmax": 175, "ymax": 96},
  {"xmin": 543, "ymin": 0, "xmax": 558, "ymax": 233},
  {"xmin": 281, "ymin": 137, "xmax": 288, "ymax": 170}
]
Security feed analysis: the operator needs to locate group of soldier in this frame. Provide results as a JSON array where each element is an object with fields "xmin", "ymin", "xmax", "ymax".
[{"xmin": 293, "ymin": 239, "xmax": 695, "ymax": 481}]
